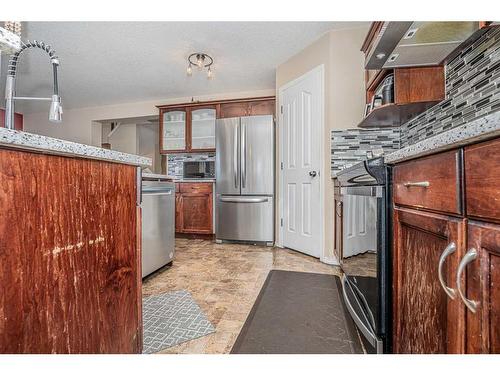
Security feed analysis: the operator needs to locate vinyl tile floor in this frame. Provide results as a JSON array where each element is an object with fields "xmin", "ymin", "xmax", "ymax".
[{"xmin": 142, "ymin": 238, "xmax": 341, "ymax": 354}]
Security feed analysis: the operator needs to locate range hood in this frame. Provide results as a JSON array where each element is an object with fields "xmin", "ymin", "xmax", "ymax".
[{"xmin": 365, "ymin": 22, "xmax": 480, "ymax": 69}]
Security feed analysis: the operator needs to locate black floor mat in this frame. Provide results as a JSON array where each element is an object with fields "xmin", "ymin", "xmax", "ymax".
[{"xmin": 231, "ymin": 270, "xmax": 363, "ymax": 354}]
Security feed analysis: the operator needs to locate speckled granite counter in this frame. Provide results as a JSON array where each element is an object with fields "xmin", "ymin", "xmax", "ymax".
[
  {"xmin": 0, "ymin": 128, "xmax": 152, "ymax": 167},
  {"xmin": 174, "ymin": 179, "xmax": 216, "ymax": 183},
  {"xmin": 142, "ymin": 173, "xmax": 175, "ymax": 180},
  {"xmin": 384, "ymin": 111, "xmax": 500, "ymax": 164}
]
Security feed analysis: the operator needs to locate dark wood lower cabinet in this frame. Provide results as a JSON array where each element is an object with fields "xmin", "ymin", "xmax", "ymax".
[
  {"xmin": 392, "ymin": 207, "xmax": 466, "ymax": 353},
  {"xmin": 392, "ymin": 137, "xmax": 500, "ymax": 354},
  {"xmin": 180, "ymin": 193, "xmax": 213, "ymax": 234},
  {"xmin": 466, "ymin": 221, "xmax": 500, "ymax": 353},
  {"xmin": 175, "ymin": 182, "xmax": 213, "ymax": 235}
]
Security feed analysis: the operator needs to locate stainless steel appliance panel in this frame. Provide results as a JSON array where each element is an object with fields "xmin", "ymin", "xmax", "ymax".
[
  {"xmin": 240, "ymin": 115, "xmax": 274, "ymax": 195},
  {"xmin": 216, "ymin": 117, "xmax": 240, "ymax": 195},
  {"xmin": 215, "ymin": 194, "xmax": 274, "ymax": 242},
  {"xmin": 141, "ymin": 181, "xmax": 175, "ymax": 278}
]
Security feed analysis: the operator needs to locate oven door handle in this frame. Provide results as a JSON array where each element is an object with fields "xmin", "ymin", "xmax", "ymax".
[{"xmin": 341, "ymin": 275, "xmax": 383, "ymax": 353}]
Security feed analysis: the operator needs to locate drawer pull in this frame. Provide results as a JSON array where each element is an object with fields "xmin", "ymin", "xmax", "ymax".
[
  {"xmin": 456, "ymin": 248, "xmax": 479, "ymax": 313},
  {"xmin": 438, "ymin": 242, "xmax": 456, "ymax": 299},
  {"xmin": 403, "ymin": 181, "xmax": 430, "ymax": 188}
]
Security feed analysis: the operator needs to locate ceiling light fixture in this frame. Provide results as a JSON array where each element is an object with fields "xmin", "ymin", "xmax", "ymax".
[{"xmin": 187, "ymin": 53, "xmax": 214, "ymax": 80}]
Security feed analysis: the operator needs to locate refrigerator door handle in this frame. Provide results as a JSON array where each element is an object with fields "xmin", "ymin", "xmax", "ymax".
[
  {"xmin": 234, "ymin": 124, "xmax": 239, "ymax": 189},
  {"xmin": 219, "ymin": 196, "xmax": 269, "ymax": 203},
  {"xmin": 241, "ymin": 120, "xmax": 246, "ymax": 189}
]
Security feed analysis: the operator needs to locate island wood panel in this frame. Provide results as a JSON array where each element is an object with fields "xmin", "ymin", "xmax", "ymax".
[
  {"xmin": 465, "ymin": 221, "xmax": 500, "ymax": 354},
  {"xmin": 392, "ymin": 207, "xmax": 466, "ymax": 354},
  {"xmin": 464, "ymin": 138, "xmax": 500, "ymax": 223},
  {"xmin": 0, "ymin": 149, "xmax": 141, "ymax": 353}
]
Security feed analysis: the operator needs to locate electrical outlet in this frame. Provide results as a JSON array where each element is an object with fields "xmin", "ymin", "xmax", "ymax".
[{"xmin": 0, "ymin": 27, "xmax": 21, "ymax": 54}]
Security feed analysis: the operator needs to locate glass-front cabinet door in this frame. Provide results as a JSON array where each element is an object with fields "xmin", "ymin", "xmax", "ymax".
[
  {"xmin": 162, "ymin": 109, "xmax": 186, "ymax": 152},
  {"xmin": 191, "ymin": 107, "xmax": 216, "ymax": 150}
]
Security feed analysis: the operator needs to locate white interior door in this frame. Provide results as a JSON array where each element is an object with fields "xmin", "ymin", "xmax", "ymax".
[
  {"xmin": 281, "ymin": 67, "xmax": 322, "ymax": 258},
  {"xmin": 342, "ymin": 195, "xmax": 377, "ymax": 258}
]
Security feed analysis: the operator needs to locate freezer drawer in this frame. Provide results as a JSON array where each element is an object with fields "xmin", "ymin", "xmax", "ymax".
[{"xmin": 216, "ymin": 194, "xmax": 274, "ymax": 242}]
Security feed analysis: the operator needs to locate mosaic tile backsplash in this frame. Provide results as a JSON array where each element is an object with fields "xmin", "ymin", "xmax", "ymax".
[
  {"xmin": 331, "ymin": 27, "xmax": 500, "ymax": 175},
  {"xmin": 167, "ymin": 153, "xmax": 215, "ymax": 178},
  {"xmin": 402, "ymin": 27, "xmax": 500, "ymax": 146},
  {"xmin": 331, "ymin": 128, "xmax": 400, "ymax": 174}
]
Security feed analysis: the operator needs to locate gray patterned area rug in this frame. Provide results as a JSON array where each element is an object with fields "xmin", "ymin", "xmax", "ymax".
[{"xmin": 142, "ymin": 290, "xmax": 215, "ymax": 354}]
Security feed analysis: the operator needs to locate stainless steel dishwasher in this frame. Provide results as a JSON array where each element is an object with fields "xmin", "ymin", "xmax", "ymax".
[{"xmin": 141, "ymin": 176, "xmax": 175, "ymax": 278}]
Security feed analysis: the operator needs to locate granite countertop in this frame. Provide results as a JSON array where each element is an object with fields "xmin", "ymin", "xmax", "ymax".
[
  {"xmin": 174, "ymin": 178, "xmax": 216, "ymax": 183},
  {"xmin": 385, "ymin": 111, "xmax": 500, "ymax": 164},
  {"xmin": 0, "ymin": 128, "xmax": 152, "ymax": 167},
  {"xmin": 142, "ymin": 172, "xmax": 175, "ymax": 180}
]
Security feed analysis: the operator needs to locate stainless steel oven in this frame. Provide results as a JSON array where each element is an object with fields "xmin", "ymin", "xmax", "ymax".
[{"xmin": 336, "ymin": 157, "xmax": 391, "ymax": 353}]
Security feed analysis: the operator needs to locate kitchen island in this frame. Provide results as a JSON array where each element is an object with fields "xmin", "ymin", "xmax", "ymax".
[{"xmin": 0, "ymin": 128, "xmax": 151, "ymax": 354}]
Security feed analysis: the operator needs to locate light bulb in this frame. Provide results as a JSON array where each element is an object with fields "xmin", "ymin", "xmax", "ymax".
[
  {"xmin": 186, "ymin": 64, "xmax": 192, "ymax": 76},
  {"xmin": 207, "ymin": 67, "xmax": 213, "ymax": 80},
  {"xmin": 196, "ymin": 54, "xmax": 204, "ymax": 70}
]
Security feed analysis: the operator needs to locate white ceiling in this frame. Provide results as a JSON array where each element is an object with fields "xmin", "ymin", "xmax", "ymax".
[{"xmin": 1, "ymin": 22, "xmax": 368, "ymax": 113}]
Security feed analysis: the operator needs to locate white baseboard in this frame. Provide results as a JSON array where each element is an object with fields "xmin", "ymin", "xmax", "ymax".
[{"xmin": 320, "ymin": 255, "xmax": 340, "ymax": 266}]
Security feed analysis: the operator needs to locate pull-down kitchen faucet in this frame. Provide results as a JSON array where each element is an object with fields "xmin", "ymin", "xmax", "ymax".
[{"xmin": 4, "ymin": 40, "xmax": 62, "ymax": 130}]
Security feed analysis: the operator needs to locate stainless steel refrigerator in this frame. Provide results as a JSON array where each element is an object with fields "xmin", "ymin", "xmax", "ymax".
[{"xmin": 215, "ymin": 115, "xmax": 274, "ymax": 245}]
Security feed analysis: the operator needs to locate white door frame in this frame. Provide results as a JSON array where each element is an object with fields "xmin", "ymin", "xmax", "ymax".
[{"xmin": 277, "ymin": 64, "xmax": 325, "ymax": 261}]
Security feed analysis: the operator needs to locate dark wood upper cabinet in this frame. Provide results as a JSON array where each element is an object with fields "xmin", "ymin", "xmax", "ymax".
[
  {"xmin": 392, "ymin": 207, "xmax": 466, "ymax": 354},
  {"xmin": 219, "ymin": 98, "xmax": 275, "ymax": 119},
  {"xmin": 465, "ymin": 221, "xmax": 500, "ymax": 354},
  {"xmin": 159, "ymin": 105, "xmax": 216, "ymax": 154},
  {"xmin": 158, "ymin": 97, "xmax": 274, "ymax": 154},
  {"xmin": 219, "ymin": 101, "xmax": 249, "ymax": 119},
  {"xmin": 248, "ymin": 100, "xmax": 276, "ymax": 116},
  {"xmin": 359, "ymin": 23, "xmax": 446, "ymax": 128},
  {"xmin": 359, "ymin": 66, "xmax": 445, "ymax": 128}
]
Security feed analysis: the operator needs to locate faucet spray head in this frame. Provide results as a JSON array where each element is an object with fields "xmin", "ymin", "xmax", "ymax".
[{"xmin": 49, "ymin": 95, "xmax": 62, "ymax": 123}]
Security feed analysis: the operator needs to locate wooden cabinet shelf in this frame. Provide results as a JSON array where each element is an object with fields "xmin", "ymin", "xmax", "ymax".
[{"xmin": 358, "ymin": 101, "xmax": 440, "ymax": 128}]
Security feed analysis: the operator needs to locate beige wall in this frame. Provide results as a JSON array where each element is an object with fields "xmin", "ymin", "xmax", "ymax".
[
  {"xmin": 275, "ymin": 26, "xmax": 368, "ymax": 263},
  {"xmin": 23, "ymin": 89, "xmax": 275, "ymax": 145}
]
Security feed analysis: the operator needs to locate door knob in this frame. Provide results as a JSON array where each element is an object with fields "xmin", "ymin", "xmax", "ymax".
[{"xmin": 309, "ymin": 171, "xmax": 317, "ymax": 177}]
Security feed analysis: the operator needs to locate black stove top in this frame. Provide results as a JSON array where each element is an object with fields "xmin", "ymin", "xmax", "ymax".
[{"xmin": 336, "ymin": 157, "xmax": 387, "ymax": 186}]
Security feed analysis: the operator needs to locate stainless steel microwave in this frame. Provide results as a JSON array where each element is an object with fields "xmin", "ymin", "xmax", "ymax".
[{"xmin": 183, "ymin": 160, "xmax": 215, "ymax": 179}]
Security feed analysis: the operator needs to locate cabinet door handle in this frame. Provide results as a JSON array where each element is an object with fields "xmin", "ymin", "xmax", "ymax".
[
  {"xmin": 403, "ymin": 181, "xmax": 430, "ymax": 188},
  {"xmin": 456, "ymin": 248, "xmax": 479, "ymax": 313},
  {"xmin": 438, "ymin": 242, "xmax": 456, "ymax": 299}
]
